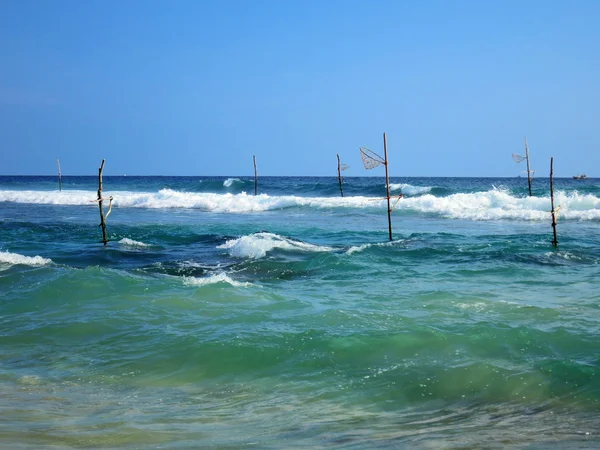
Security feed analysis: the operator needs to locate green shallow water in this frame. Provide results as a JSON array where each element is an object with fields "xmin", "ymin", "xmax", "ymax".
[{"xmin": 1, "ymin": 176, "xmax": 599, "ymax": 448}]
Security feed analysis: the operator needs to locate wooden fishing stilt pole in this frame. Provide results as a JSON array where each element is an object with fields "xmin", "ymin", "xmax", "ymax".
[
  {"xmin": 57, "ymin": 158, "xmax": 62, "ymax": 191},
  {"xmin": 383, "ymin": 133, "xmax": 392, "ymax": 241},
  {"xmin": 525, "ymin": 137, "xmax": 533, "ymax": 197},
  {"xmin": 550, "ymin": 157, "xmax": 558, "ymax": 247},
  {"xmin": 337, "ymin": 153, "xmax": 344, "ymax": 197},
  {"xmin": 359, "ymin": 136, "xmax": 398, "ymax": 241},
  {"xmin": 97, "ymin": 159, "xmax": 109, "ymax": 246},
  {"xmin": 253, "ymin": 155, "xmax": 258, "ymax": 196}
]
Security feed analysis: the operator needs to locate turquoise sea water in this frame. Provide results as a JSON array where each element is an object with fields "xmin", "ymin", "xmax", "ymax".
[{"xmin": 1, "ymin": 175, "xmax": 599, "ymax": 449}]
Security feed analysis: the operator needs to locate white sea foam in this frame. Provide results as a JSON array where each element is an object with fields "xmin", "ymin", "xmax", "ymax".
[
  {"xmin": 346, "ymin": 240, "xmax": 400, "ymax": 255},
  {"xmin": 0, "ymin": 251, "xmax": 52, "ymax": 267},
  {"xmin": 183, "ymin": 273, "xmax": 252, "ymax": 287},
  {"xmin": 455, "ymin": 302, "xmax": 488, "ymax": 311},
  {"xmin": 0, "ymin": 189, "xmax": 375, "ymax": 211},
  {"xmin": 18, "ymin": 375, "xmax": 41, "ymax": 385},
  {"xmin": 118, "ymin": 238, "xmax": 151, "ymax": 247},
  {"xmin": 218, "ymin": 232, "xmax": 335, "ymax": 259},
  {"xmin": 395, "ymin": 188, "xmax": 600, "ymax": 221},
  {"xmin": 179, "ymin": 260, "xmax": 224, "ymax": 270},
  {"xmin": 223, "ymin": 178, "xmax": 242, "ymax": 187},
  {"xmin": 1, "ymin": 188, "xmax": 599, "ymax": 220},
  {"xmin": 542, "ymin": 251, "xmax": 585, "ymax": 262},
  {"xmin": 0, "ymin": 190, "xmax": 97, "ymax": 206},
  {"xmin": 389, "ymin": 183, "xmax": 432, "ymax": 196}
]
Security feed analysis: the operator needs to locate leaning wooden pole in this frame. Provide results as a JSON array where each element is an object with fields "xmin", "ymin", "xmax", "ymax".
[
  {"xmin": 97, "ymin": 159, "xmax": 109, "ymax": 246},
  {"xmin": 57, "ymin": 158, "xmax": 62, "ymax": 191},
  {"xmin": 383, "ymin": 133, "xmax": 393, "ymax": 241},
  {"xmin": 525, "ymin": 137, "xmax": 533, "ymax": 197},
  {"xmin": 253, "ymin": 155, "xmax": 258, "ymax": 196},
  {"xmin": 337, "ymin": 153, "xmax": 344, "ymax": 197},
  {"xmin": 550, "ymin": 157, "xmax": 558, "ymax": 247}
]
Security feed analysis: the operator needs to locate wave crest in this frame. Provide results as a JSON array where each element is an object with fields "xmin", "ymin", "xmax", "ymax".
[
  {"xmin": 223, "ymin": 178, "xmax": 242, "ymax": 187},
  {"xmin": 396, "ymin": 189, "xmax": 600, "ymax": 221},
  {"xmin": 118, "ymin": 238, "xmax": 151, "ymax": 247},
  {"xmin": 0, "ymin": 251, "xmax": 52, "ymax": 267},
  {"xmin": 1, "ymin": 188, "xmax": 599, "ymax": 220},
  {"xmin": 346, "ymin": 240, "xmax": 401, "ymax": 255},
  {"xmin": 218, "ymin": 232, "xmax": 335, "ymax": 259},
  {"xmin": 183, "ymin": 273, "xmax": 252, "ymax": 287},
  {"xmin": 390, "ymin": 183, "xmax": 432, "ymax": 196}
]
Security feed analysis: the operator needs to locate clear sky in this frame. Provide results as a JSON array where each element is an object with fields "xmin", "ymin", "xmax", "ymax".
[{"xmin": 1, "ymin": 0, "xmax": 598, "ymax": 177}]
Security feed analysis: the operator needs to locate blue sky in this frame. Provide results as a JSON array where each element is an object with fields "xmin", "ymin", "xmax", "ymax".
[{"xmin": 1, "ymin": 0, "xmax": 598, "ymax": 176}]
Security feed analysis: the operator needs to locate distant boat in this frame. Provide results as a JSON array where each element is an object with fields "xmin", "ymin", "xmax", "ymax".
[{"xmin": 573, "ymin": 174, "xmax": 587, "ymax": 180}]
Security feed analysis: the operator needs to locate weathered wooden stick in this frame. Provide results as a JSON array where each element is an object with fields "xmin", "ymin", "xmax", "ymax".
[
  {"xmin": 253, "ymin": 155, "xmax": 258, "ymax": 196},
  {"xmin": 97, "ymin": 159, "xmax": 109, "ymax": 245},
  {"xmin": 525, "ymin": 137, "xmax": 533, "ymax": 197},
  {"xmin": 550, "ymin": 157, "xmax": 558, "ymax": 247},
  {"xmin": 337, "ymin": 153, "xmax": 344, "ymax": 197},
  {"xmin": 57, "ymin": 158, "xmax": 62, "ymax": 191},
  {"xmin": 383, "ymin": 133, "xmax": 393, "ymax": 241}
]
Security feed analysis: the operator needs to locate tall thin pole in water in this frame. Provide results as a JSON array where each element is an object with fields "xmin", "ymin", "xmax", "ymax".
[
  {"xmin": 97, "ymin": 159, "xmax": 109, "ymax": 246},
  {"xmin": 525, "ymin": 137, "xmax": 533, "ymax": 197},
  {"xmin": 57, "ymin": 159, "xmax": 62, "ymax": 191},
  {"xmin": 383, "ymin": 133, "xmax": 392, "ymax": 241},
  {"xmin": 550, "ymin": 157, "xmax": 558, "ymax": 247},
  {"xmin": 337, "ymin": 153, "xmax": 344, "ymax": 197},
  {"xmin": 253, "ymin": 155, "xmax": 258, "ymax": 196}
]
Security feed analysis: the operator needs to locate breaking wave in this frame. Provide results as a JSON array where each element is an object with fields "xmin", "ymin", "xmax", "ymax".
[
  {"xmin": 223, "ymin": 178, "xmax": 242, "ymax": 187},
  {"xmin": 183, "ymin": 273, "xmax": 252, "ymax": 287},
  {"xmin": 390, "ymin": 183, "xmax": 433, "ymax": 196},
  {"xmin": 0, "ymin": 251, "xmax": 52, "ymax": 267},
  {"xmin": 118, "ymin": 238, "xmax": 152, "ymax": 248},
  {"xmin": 346, "ymin": 240, "xmax": 403, "ymax": 255},
  {"xmin": 397, "ymin": 188, "xmax": 600, "ymax": 221},
  {"xmin": 217, "ymin": 232, "xmax": 335, "ymax": 259},
  {"xmin": 1, "ymin": 188, "xmax": 599, "ymax": 220}
]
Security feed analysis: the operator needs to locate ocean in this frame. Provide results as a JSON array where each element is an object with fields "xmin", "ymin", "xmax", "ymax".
[{"xmin": 1, "ymin": 175, "xmax": 599, "ymax": 449}]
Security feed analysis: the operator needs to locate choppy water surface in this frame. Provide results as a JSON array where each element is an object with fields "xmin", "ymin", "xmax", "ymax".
[{"xmin": 1, "ymin": 176, "xmax": 599, "ymax": 449}]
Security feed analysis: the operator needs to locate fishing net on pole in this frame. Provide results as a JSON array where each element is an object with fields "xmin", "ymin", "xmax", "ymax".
[
  {"xmin": 513, "ymin": 153, "xmax": 535, "ymax": 178},
  {"xmin": 339, "ymin": 162, "xmax": 349, "ymax": 182},
  {"xmin": 337, "ymin": 155, "xmax": 349, "ymax": 185},
  {"xmin": 512, "ymin": 153, "xmax": 527, "ymax": 163},
  {"xmin": 360, "ymin": 147, "xmax": 385, "ymax": 170}
]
